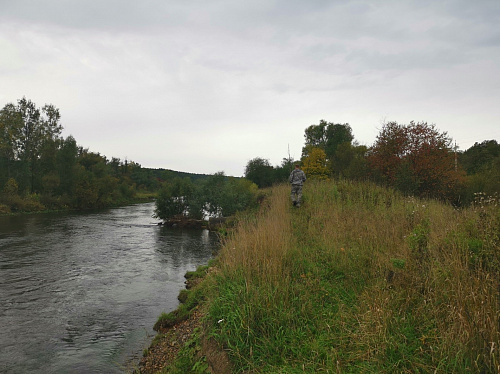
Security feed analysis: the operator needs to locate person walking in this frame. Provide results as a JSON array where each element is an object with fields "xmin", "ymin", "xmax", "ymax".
[{"xmin": 289, "ymin": 164, "xmax": 306, "ymax": 207}]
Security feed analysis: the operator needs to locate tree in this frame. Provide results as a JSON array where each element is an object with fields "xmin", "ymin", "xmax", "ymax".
[
  {"xmin": 274, "ymin": 157, "xmax": 296, "ymax": 183},
  {"xmin": 200, "ymin": 172, "xmax": 258, "ymax": 218},
  {"xmin": 154, "ymin": 177, "xmax": 195, "ymax": 220},
  {"xmin": 302, "ymin": 147, "xmax": 329, "ymax": 180},
  {"xmin": 325, "ymin": 123, "xmax": 354, "ymax": 160},
  {"xmin": 0, "ymin": 103, "xmax": 22, "ymax": 185},
  {"xmin": 302, "ymin": 120, "xmax": 353, "ymax": 160},
  {"xmin": 331, "ymin": 142, "xmax": 368, "ymax": 180},
  {"xmin": 1, "ymin": 98, "xmax": 160, "ymax": 212},
  {"xmin": 303, "ymin": 121, "xmax": 329, "ymax": 151},
  {"xmin": 72, "ymin": 167, "xmax": 99, "ymax": 209},
  {"xmin": 200, "ymin": 172, "xmax": 227, "ymax": 217},
  {"xmin": 3, "ymin": 98, "xmax": 63, "ymax": 192},
  {"xmin": 154, "ymin": 172, "xmax": 257, "ymax": 221},
  {"xmin": 460, "ymin": 140, "xmax": 500, "ymax": 204},
  {"xmin": 219, "ymin": 177, "xmax": 258, "ymax": 217},
  {"xmin": 56, "ymin": 136, "xmax": 78, "ymax": 195},
  {"xmin": 368, "ymin": 121, "xmax": 464, "ymax": 200},
  {"xmin": 460, "ymin": 140, "xmax": 500, "ymax": 175},
  {"xmin": 244, "ymin": 157, "xmax": 275, "ymax": 188}
]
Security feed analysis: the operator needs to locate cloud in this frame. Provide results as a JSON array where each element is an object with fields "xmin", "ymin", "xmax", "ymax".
[{"xmin": 1, "ymin": 0, "xmax": 499, "ymax": 175}]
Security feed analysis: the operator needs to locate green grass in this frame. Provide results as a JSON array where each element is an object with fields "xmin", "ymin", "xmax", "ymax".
[
  {"xmin": 200, "ymin": 179, "xmax": 499, "ymax": 373},
  {"xmin": 159, "ymin": 328, "xmax": 209, "ymax": 374},
  {"xmin": 154, "ymin": 264, "xmax": 212, "ymax": 331}
]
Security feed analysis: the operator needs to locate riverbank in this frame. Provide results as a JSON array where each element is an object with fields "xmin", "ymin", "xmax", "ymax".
[
  {"xmin": 0, "ymin": 193, "xmax": 156, "ymax": 216},
  {"xmin": 137, "ymin": 180, "xmax": 499, "ymax": 373},
  {"xmin": 135, "ymin": 265, "xmax": 232, "ymax": 374}
]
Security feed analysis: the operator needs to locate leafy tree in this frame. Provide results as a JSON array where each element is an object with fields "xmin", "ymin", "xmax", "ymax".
[
  {"xmin": 56, "ymin": 136, "xmax": 78, "ymax": 195},
  {"xmin": 218, "ymin": 177, "xmax": 257, "ymax": 216},
  {"xmin": 303, "ymin": 121, "xmax": 329, "ymax": 150},
  {"xmin": 95, "ymin": 174, "xmax": 119, "ymax": 206},
  {"xmin": 130, "ymin": 164, "xmax": 161, "ymax": 191},
  {"xmin": 302, "ymin": 120, "xmax": 353, "ymax": 160},
  {"xmin": 460, "ymin": 140, "xmax": 500, "ymax": 175},
  {"xmin": 330, "ymin": 142, "xmax": 368, "ymax": 179},
  {"xmin": 199, "ymin": 172, "xmax": 258, "ymax": 218},
  {"xmin": 78, "ymin": 149, "xmax": 106, "ymax": 174},
  {"xmin": 72, "ymin": 168, "xmax": 99, "ymax": 209},
  {"xmin": 154, "ymin": 173, "xmax": 257, "ymax": 221},
  {"xmin": 465, "ymin": 157, "xmax": 500, "ymax": 201},
  {"xmin": 325, "ymin": 123, "xmax": 354, "ymax": 160},
  {"xmin": 200, "ymin": 172, "xmax": 227, "ymax": 217},
  {"xmin": 459, "ymin": 140, "xmax": 500, "ymax": 204},
  {"xmin": 0, "ymin": 177, "xmax": 22, "ymax": 211},
  {"xmin": 0, "ymin": 98, "xmax": 164, "ymax": 212},
  {"xmin": 37, "ymin": 138, "xmax": 61, "ymax": 192},
  {"xmin": 368, "ymin": 121, "xmax": 464, "ymax": 200},
  {"xmin": 42, "ymin": 172, "xmax": 60, "ymax": 196},
  {"xmin": 302, "ymin": 147, "xmax": 329, "ymax": 180},
  {"xmin": 2, "ymin": 98, "xmax": 63, "ymax": 192},
  {"xmin": 274, "ymin": 157, "xmax": 296, "ymax": 183},
  {"xmin": 0, "ymin": 103, "xmax": 22, "ymax": 183},
  {"xmin": 154, "ymin": 177, "xmax": 195, "ymax": 220},
  {"xmin": 244, "ymin": 157, "xmax": 275, "ymax": 188},
  {"xmin": 3, "ymin": 177, "xmax": 19, "ymax": 196}
]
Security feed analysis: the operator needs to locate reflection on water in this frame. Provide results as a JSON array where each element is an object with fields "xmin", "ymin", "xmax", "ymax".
[{"xmin": 0, "ymin": 203, "xmax": 218, "ymax": 374}]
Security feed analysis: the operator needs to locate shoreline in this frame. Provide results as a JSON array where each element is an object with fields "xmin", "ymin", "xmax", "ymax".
[
  {"xmin": 0, "ymin": 196, "xmax": 156, "ymax": 217},
  {"xmin": 134, "ymin": 264, "xmax": 231, "ymax": 374}
]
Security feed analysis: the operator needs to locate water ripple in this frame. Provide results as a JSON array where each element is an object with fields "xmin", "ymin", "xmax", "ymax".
[{"xmin": 0, "ymin": 203, "xmax": 218, "ymax": 373}]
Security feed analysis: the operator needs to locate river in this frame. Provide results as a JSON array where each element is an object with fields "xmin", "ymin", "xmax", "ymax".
[{"xmin": 0, "ymin": 203, "xmax": 219, "ymax": 373}]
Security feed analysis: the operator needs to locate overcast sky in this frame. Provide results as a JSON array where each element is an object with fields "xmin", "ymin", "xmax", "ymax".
[{"xmin": 1, "ymin": 0, "xmax": 499, "ymax": 176}]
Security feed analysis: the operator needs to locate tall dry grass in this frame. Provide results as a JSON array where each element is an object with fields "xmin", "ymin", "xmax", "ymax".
[
  {"xmin": 218, "ymin": 186, "xmax": 293, "ymax": 287},
  {"xmin": 206, "ymin": 179, "xmax": 499, "ymax": 373}
]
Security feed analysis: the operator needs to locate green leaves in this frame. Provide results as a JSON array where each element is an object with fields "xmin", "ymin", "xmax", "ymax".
[{"xmin": 154, "ymin": 173, "xmax": 258, "ymax": 221}]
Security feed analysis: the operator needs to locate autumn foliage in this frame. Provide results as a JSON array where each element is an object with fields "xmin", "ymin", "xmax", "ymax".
[
  {"xmin": 301, "ymin": 147, "xmax": 329, "ymax": 180},
  {"xmin": 368, "ymin": 121, "xmax": 465, "ymax": 200}
]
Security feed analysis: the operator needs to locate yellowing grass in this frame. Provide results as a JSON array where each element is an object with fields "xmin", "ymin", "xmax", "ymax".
[
  {"xmin": 206, "ymin": 179, "xmax": 499, "ymax": 373},
  {"xmin": 218, "ymin": 186, "xmax": 293, "ymax": 287}
]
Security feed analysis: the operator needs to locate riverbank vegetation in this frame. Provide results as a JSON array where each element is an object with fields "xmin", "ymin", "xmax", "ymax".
[
  {"xmin": 0, "ymin": 98, "xmax": 210, "ymax": 214},
  {"xmin": 244, "ymin": 120, "xmax": 499, "ymax": 207},
  {"xmin": 153, "ymin": 172, "xmax": 260, "ymax": 223},
  {"xmin": 159, "ymin": 179, "xmax": 498, "ymax": 373}
]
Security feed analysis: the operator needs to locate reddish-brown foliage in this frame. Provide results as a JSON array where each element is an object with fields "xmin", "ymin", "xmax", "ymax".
[{"xmin": 368, "ymin": 121, "xmax": 465, "ymax": 200}]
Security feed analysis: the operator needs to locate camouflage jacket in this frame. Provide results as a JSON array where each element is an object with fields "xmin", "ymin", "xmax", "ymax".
[{"xmin": 289, "ymin": 169, "xmax": 306, "ymax": 185}]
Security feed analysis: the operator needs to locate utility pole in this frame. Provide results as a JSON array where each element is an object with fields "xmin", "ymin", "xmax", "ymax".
[{"xmin": 454, "ymin": 141, "xmax": 458, "ymax": 172}]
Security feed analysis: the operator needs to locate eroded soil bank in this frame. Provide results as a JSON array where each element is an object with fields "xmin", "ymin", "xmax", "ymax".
[{"xmin": 135, "ymin": 264, "xmax": 232, "ymax": 374}]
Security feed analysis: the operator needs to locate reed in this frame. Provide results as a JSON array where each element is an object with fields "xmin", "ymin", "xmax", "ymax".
[{"xmin": 205, "ymin": 179, "xmax": 499, "ymax": 373}]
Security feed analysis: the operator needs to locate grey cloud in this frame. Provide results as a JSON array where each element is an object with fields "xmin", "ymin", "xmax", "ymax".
[
  {"xmin": 0, "ymin": 0, "xmax": 188, "ymax": 31},
  {"xmin": 1, "ymin": 0, "xmax": 499, "ymax": 175}
]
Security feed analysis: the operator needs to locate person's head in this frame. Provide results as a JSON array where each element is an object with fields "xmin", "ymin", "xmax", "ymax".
[{"xmin": 295, "ymin": 164, "xmax": 300, "ymax": 169}]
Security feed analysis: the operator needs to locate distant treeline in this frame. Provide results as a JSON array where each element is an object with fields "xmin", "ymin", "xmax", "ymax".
[
  {"xmin": 0, "ymin": 97, "xmax": 209, "ymax": 214},
  {"xmin": 2, "ymin": 98, "xmax": 498, "ymax": 214},
  {"xmin": 244, "ymin": 120, "xmax": 499, "ymax": 206}
]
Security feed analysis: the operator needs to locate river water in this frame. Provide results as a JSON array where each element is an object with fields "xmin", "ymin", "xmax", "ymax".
[{"xmin": 0, "ymin": 203, "xmax": 219, "ymax": 373}]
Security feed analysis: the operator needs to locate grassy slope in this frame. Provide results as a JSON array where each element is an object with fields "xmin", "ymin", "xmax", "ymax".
[{"xmin": 200, "ymin": 180, "xmax": 499, "ymax": 373}]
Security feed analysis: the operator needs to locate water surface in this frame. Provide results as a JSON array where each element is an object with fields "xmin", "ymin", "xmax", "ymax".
[{"xmin": 0, "ymin": 203, "xmax": 218, "ymax": 373}]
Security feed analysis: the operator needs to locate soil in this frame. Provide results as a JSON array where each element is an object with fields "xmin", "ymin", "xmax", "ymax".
[
  {"xmin": 135, "ymin": 307, "xmax": 232, "ymax": 374},
  {"xmin": 136, "ymin": 308, "xmax": 202, "ymax": 373}
]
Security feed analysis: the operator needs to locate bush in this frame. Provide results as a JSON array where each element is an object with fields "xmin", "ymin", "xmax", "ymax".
[{"xmin": 155, "ymin": 173, "xmax": 258, "ymax": 221}]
